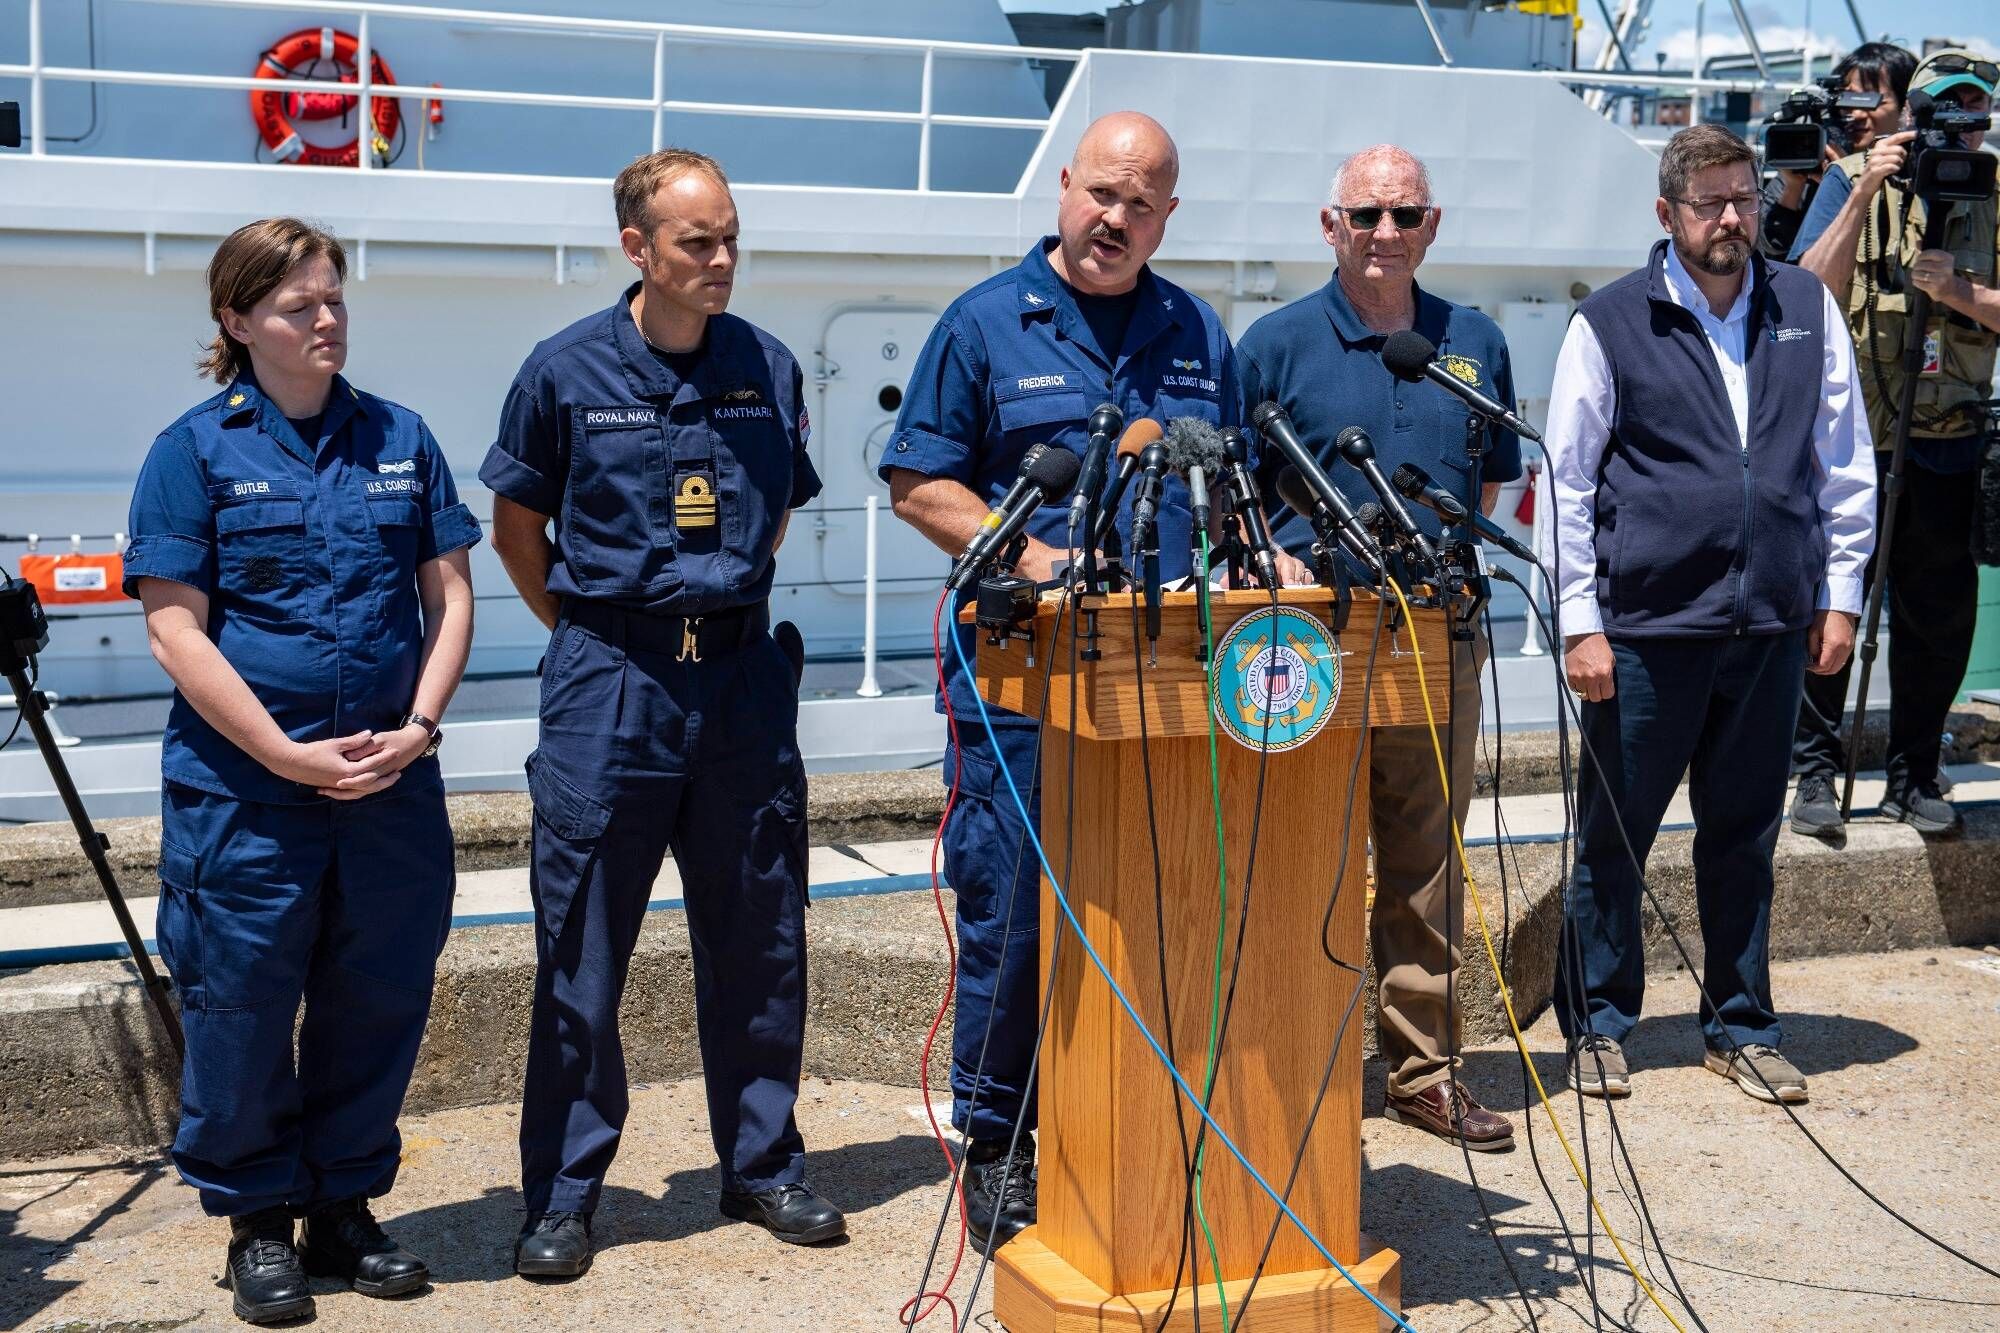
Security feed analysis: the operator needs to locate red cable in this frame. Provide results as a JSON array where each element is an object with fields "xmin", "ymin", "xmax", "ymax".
[{"xmin": 900, "ymin": 588, "xmax": 968, "ymax": 1329}]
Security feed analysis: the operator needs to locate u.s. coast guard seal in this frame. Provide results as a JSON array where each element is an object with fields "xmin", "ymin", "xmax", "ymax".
[{"xmin": 1209, "ymin": 606, "xmax": 1341, "ymax": 753}]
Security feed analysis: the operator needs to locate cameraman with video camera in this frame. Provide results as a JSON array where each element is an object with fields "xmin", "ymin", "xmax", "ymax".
[
  {"xmin": 1758, "ymin": 43, "xmax": 1914, "ymax": 260},
  {"xmin": 1787, "ymin": 48, "xmax": 2000, "ymax": 838}
]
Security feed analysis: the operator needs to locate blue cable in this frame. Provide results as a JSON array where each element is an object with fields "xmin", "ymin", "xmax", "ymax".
[{"xmin": 946, "ymin": 618, "xmax": 1417, "ymax": 1333}]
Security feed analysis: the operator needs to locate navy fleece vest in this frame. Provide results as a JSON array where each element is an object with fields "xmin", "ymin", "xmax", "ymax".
[{"xmin": 1580, "ymin": 241, "xmax": 1828, "ymax": 638}]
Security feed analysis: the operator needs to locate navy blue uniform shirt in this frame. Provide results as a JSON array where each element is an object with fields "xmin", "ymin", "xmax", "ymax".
[
  {"xmin": 880, "ymin": 236, "xmax": 1240, "ymax": 721},
  {"xmin": 124, "ymin": 372, "xmax": 482, "ymax": 805},
  {"xmin": 1238, "ymin": 273, "xmax": 1522, "ymax": 555},
  {"xmin": 481, "ymin": 284, "xmax": 823, "ymax": 617}
]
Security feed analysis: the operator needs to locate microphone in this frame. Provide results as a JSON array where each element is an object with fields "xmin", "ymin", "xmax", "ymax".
[
  {"xmin": 1218, "ymin": 426, "xmax": 1281, "ymax": 589},
  {"xmin": 1069, "ymin": 402, "xmax": 1125, "ymax": 533},
  {"xmin": 1092, "ymin": 417, "xmax": 1166, "ymax": 551},
  {"xmin": 1380, "ymin": 330, "xmax": 1543, "ymax": 443},
  {"xmin": 1276, "ymin": 465, "xmax": 1384, "ymax": 582},
  {"xmin": 1130, "ymin": 437, "xmax": 1171, "ymax": 546},
  {"xmin": 1336, "ymin": 426, "xmax": 1439, "ymax": 572},
  {"xmin": 1391, "ymin": 462, "xmax": 1539, "ymax": 564},
  {"xmin": 946, "ymin": 445, "xmax": 1083, "ymax": 591},
  {"xmin": 1250, "ymin": 401, "xmax": 1385, "ymax": 570},
  {"xmin": 1164, "ymin": 417, "xmax": 1225, "ymax": 531}
]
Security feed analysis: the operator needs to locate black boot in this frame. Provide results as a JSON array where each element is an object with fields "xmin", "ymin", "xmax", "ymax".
[
  {"xmin": 515, "ymin": 1210, "xmax": 593, "ymax": 1278},
  {"xmin": 962, "ymin": 1137, "xmax": 1035, "ymax": 1252},
  {"xmin": 226, "ymin": 1207, "xmax": 314, "ymax": 1325},
  {"xmin": 719, "ymin": 1182, "xmax": 847, "ymax": 1245},
  {"xmin": 300, "ymin": 1196, "xmax": 429, "ymax": 1298}
]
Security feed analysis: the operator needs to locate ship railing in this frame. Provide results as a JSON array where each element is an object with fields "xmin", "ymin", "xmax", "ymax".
[{"xmin": 4, "ymin": 0, "xmax": 1082, "ymax": 191}]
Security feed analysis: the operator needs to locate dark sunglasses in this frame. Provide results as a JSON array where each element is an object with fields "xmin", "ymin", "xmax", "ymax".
[
  {"xmin": 1342, "ymin": 205, "xmax": 1431, "ymax": 230},
  {"xmin": 1928, "ymin": 53, "xmax": 2000, "ymax": 87}
]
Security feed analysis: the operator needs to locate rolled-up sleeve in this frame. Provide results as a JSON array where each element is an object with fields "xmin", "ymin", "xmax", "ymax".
[
  {"xmin": 122, "ymin": 429, "xmax": 215, "ymax": 597},
  {"xmin": 878, "ymin": 316, "xmax": 986, "ymax": 484},
  {"xmin": 418, "ymin": 423, "xmax": 483, "ymax": 563},
  {"xmin": 1813, "ymin": 284, "xmax": 1876, "ymax": 614},
  {"xmin": 480, "ymin": 377, "xmax": 564, "ymax": 516},
  {"xmin": 1539, "ymin": 314, "xmax": 1616, "ymax": 639}
]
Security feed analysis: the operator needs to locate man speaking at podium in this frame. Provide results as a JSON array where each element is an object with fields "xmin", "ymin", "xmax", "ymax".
[
  {"xmin": 880, "ymin": 112, "xmax": 1239, "ymax": 1251},
  {"xmin": 1238, "ymin": 144, "xmax": 1522, "ymax": 1152}
]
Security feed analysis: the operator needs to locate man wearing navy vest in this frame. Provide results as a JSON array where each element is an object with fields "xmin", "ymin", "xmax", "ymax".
[{"xmin": 1542, "ymin": 126, "xmax": 1875, "ymax": 1105}]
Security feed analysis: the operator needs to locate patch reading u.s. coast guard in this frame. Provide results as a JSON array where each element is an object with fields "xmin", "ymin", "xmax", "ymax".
[
  {"xmin": 1209, "ymin": 606, "xmax": 1341, "ymax": 753},
  {"xmin": 1441, "ymin": 354, "xmax": 1483, "ymax": 387}
]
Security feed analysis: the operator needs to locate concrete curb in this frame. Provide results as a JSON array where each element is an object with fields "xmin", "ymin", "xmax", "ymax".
[{"xmin": 4, "ymin": 810, "xmax": 1994, "ymax": 1160}]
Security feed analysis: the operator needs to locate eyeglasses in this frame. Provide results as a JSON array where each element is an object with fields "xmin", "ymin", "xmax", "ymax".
[
  {"xmin": 1341, "ymin": 205, "xmax": 1431, "ymax": 231},
  {"xmin": 1669, "ymin": 193, "xmax": 1762, "ymax": 221},
  {"xmin": 1926, "ymin": 53, "xmax": 2000, "ymax": 88}
]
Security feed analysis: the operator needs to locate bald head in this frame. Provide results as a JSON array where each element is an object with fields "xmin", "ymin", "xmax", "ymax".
[
  {"xmin": 1321, "ymin": 142, "xmax": 1440, "ymax": 295},
  {"xmin": 1050, "ymin": 112, "xmax": 1181, "ymax": 296},
  {"xmin": 1328, "ymin": 144, "xmax": 1431, "ymax": 209}
]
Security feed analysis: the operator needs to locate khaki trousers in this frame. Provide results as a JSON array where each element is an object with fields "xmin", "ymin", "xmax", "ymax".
[{"xmin": 1367, "ymin": 631, "xmax": 1485, "ymax": 1099}]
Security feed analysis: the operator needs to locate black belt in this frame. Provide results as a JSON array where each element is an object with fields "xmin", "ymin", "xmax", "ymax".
[{"xmin": 564, "ymin": 598, "xmax": 769, "ymax": 662}]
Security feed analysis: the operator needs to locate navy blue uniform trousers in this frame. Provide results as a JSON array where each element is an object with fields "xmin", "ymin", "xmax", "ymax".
[
  {"xmin": 521, "ymin": 604, "xmax": 810, "ymax": 1214},
  {"xmin": 940, "ymin": 723, "xmax": 1042, "ymax": 1142},
  {"xmin": 1556, "ymin": 629, "xmax": 1808, "ymax": 1051},
  {"xmin": 156, "ymin": 775, "xmax": 455, "ymax": 1217}
]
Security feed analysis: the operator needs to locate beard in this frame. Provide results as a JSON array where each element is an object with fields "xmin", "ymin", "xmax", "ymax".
[{"xmin": 1674, "ymin": 225, "xmax": 1752, "ymax": 277}]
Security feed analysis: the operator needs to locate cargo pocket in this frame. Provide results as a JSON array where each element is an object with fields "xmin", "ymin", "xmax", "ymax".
[
  {"xmin": 155, "ymin": 835, "xmax": 204, "ymax": 1009},
  {"xmin": 526, "ymin": 752, "xmax": 612, "ymax": 940},
  {"xmin": 770, "ymin": 761, "xmax": 810, "ymax": 905}
]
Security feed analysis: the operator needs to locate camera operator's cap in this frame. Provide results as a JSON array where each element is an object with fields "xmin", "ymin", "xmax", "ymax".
[{"xmin": 1913, "ymin": 48, "xmax": 1997, "ymax": 99}]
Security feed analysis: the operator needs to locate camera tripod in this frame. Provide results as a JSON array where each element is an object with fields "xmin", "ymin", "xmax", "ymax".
[{"xmin": 2, "ymin": 571, "xmax": 184, "ymax": 1055}]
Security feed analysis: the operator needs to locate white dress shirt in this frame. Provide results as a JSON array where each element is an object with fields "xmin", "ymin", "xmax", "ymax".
[{"xmin": 1539, "ymin": 243, "xmax": 1877, "ymax": 638}]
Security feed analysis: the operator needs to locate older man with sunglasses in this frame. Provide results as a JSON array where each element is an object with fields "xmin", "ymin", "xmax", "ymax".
[{"xmin": 1239, "ymin": 144, "xmax": 1523, "ymax": 1152}]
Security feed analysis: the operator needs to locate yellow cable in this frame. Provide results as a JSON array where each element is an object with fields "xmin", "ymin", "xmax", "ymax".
[{"xmin": 1385, "ymin": 578, "xmax": 1691, "ymax": 1333}]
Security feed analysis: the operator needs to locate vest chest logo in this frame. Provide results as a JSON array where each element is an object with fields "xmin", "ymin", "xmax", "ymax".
[
  {"xmin": 675, "ymin": 471, "xmax": 718, "ymax": 529},
  {"xmin": 1770, "ymin": 327, "xmax": 1812, "ymax": 343},
  {"xmin": 585, "ymin": 408, "xmax": 657, "ymax": 427},
  {"xmin": 1209, "ymin": 607, "xmax": 1341, "ymax": 753},
  {"xmin": 1442, "ymin": 354, "xmax": 1483, "ymax": 386}
]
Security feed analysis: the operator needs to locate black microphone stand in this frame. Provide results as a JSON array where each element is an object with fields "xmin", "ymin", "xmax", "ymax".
[{"xmin": 1841, "ymin": 205, "xmax": 1950, "ymax": 818}]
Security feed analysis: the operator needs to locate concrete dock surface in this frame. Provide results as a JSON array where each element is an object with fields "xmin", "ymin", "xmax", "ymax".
[{"xmin": 5, "ymin": 947, "xmax": 1999, "ymax": 1333}]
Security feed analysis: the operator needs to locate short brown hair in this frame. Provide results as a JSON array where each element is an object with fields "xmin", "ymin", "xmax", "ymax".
[
  {"xmin": 613, "ymin": 148, "xmax": 730, "ymax": 236},
  {"xmin": 199, "ymin": 218, "xmax": 346, "ymax": 383},
  {"xmin": 1658, "ymin": 124, "xmax": 1755, "ymax": 202}
]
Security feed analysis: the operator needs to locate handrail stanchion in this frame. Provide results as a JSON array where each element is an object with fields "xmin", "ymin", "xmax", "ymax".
[
  {"xmin": 917, "ymin": 46, "xmax": 934, "ymax": 192},
  {"xmin": 651, "ymin": 31, "xmax": 667, "ymax": 152},
  {"xmin": 29, "ymin": 0, "xmax": 45, "ymax": 156},
  {"xmin": 356, "ymin": 9, "xmax": 373, "ymax": 172},
  {"xmin": 858, "ymin": 495, "xmax": 884, "ymax": 698}
]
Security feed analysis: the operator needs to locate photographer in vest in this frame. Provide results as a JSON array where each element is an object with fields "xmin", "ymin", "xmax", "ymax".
[{"xmin": 1787, "ymin": 49, "xmax": 2000, "ymax": 838}]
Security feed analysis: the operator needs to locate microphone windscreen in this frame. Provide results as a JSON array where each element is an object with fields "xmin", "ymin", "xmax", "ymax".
[
  {"xmin": 1381, "ymin": 330, "xmax": 1438, "ymax": 384},
  {"xmin": 1356, "ymin": 501, "xmax": 1385, "ymax": 529},
  {"xmin": 1115, "ymin": 416, "xmax": 1165, "ymax": 460},
  {"xmin": 1028, "ymin": 445, "xmax": 1084, "ymax": 499},
  {"xmin": 1163, "ymin": 416, "xmax": 1226, "ymax": 474},
  {"xmin": 1390, "ymin": 462, "xmax": 1426, "ymax": 498},
  {"xmin": 1275, "ymin": 465, "xmax": 1318, "ymax": 520}
]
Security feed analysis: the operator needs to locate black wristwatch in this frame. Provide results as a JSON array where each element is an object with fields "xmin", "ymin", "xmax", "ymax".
[{"xmin": 400, "ymin": 712, "xmax": 443, "ymax": 758}]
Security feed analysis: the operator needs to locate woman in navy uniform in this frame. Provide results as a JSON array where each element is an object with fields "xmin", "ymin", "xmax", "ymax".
[
  {"xmin": 483, "ymin": 148, "xmax": 841, "ymax": 1279},
  {"xmin": 124, "ymin": 218, "xmax": 479, "ymax": 1324}
]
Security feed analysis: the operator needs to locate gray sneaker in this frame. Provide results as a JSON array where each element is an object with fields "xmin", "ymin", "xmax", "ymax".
[
  {"xmin": 1788, "ymin": 775, "xmax": 1843, "ymax": 838},
  {"xmin": 1880, "ymin": 782, "xmax": 1962, "ymax": 837},
  {"xmin": 1567, "ymin": 1034, "xmax": 1630, "ymax": 1098},
  {"xmin": 1704, "ymin": 1043, "xmax": 1807, "ymax": 1104}
]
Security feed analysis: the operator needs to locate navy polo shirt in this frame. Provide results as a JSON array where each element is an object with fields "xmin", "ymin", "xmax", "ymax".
[
  {"xmin": 481, "ymin": 284, "xmax": 823, "ymax": 617},
  {"xmin": 1238, "ymin": 273, "xmax": 1522, "ymax": 555},
  {"xmin": 880, "ymin": 236, "xmax": 1239, "ymax": 724},
  {"xmin": 124, "ymin": 372, "xmax": 482, "ymax": 805}
]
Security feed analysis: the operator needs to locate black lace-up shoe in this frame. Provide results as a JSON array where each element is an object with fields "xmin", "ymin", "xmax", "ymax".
[
  {"xmin": 226, "ymin": 1207, "xmax": 314, "ymax": 1324},
  {"xmin": 515, "ymin": 1210, "xmax": 592, "ymax": 1278},
  {"xmin": 1880, "ymin": 781, "xmax": 1962, "ymax": 836},
  {"xmin": 719, "ymin": 1182, "xmax": 847, "ymax": 1245},
  {"xmin": 962, "ymin": 1137, "xmax": 1036, "ymax": 1252},
  {"xmin": 300, "ymin": 1196, "xmax": 428, "ymax": 1298},
  {"xmin": 1788, "ymin": 775, "xmax": 1843, "ymax": 838}
]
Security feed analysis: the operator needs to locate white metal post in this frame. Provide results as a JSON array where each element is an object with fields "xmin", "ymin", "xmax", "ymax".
[
  {"xmin": 28, "ymin": 0, "xmax": 45, "ymax": 156},
  {"xmin": 917, "ymin": 46, "xmax": 934, "ymax": 192},
  {"xmin": 651, "ymin": 31, "xmax": 666, "ymax": 152},
  {"xmin": 356, "ymin": 10, "xmax": 373, "ymax": 171},
  {"xmin": 857, "ymin": 496, "xmax": 883, "ymax": 698}
]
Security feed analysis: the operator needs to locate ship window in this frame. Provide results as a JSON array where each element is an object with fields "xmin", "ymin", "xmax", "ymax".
[{"xmin": 877, "ymin": 385, "xmax": 903, "ymax": 412}]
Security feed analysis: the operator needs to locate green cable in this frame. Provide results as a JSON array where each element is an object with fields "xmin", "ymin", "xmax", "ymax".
[{"xmin": 1193, "ymin": 531, "xmax": 1229, "ymax": 1324}]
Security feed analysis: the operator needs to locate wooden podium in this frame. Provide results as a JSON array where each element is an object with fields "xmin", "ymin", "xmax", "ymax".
[{"xmin": 971, "ymin": 585, "xmax": 1448, "ymax": 1332}]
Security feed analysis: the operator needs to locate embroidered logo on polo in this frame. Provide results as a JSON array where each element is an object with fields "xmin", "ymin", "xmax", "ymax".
[
  {"xmin": 1014, "ymin": 374, "xmax": 1069, "ymax": 392},
  {"xmin": 1442, "ymin": 354, "xmax": 1483, "ymax": 386},
  {"xmin": 1209, "ymin": 606, "xmax": 1341, "ymax": 753},
  {"xmin": 675, "ymin": 471, "xmax": 719, "ymax": 529},
  {"xmin": 585, "ymin": 408, "xmax": 658, "ymax": 427}
]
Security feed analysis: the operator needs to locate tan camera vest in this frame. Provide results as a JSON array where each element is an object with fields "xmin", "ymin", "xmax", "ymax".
[{"xmin": 1831, "ymin": 147, "xmax": 1998, "ymax": 441}]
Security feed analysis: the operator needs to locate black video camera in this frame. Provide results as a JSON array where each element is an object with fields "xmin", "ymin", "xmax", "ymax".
[
  {"xmin": 1, "ymin": 101, "xmax": 21, "ymax": 150},
  {"xmin": 1895, "ymin": 89, "xmax": 1997, "ymax": 203},
  {"xmin": 1762, "ymin": 77, "xmax": 1881, "ymax": 172}
]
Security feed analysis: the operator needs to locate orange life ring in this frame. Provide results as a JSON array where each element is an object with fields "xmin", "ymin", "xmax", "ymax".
[{"xmin": 250, "ymin": 27, "xmax": 400, "ymax": 168}]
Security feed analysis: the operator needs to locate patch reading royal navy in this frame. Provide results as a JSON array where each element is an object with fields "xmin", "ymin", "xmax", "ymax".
[
  {"xmin": 243, "ymin": 556, "xmax": 284, "ymax": 592},
  {"xmin": 584, "ymin": 408, "xmax": 658, "ymax": 427},
  {"xmin": 675, "ymin": 471, "xmax": 719, "ymax": 529},
  {"xmin": 1209, "ymin": 606, "xmax": 1341, "ymax": 753}
]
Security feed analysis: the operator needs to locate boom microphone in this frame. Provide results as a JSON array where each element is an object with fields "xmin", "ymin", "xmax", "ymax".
[
  {"xmin": 1336, "ymin": 426, "xmax": 1439, "ymax": 572},
  {"xmin": 1218, "ymin": 426, "xmax": 1281, "ymax": 589},
  {"xmin": 1250, "ymin": 401, "xmax": 1385, "ymax": 571},
  {"xmin": 1391, "ymin": 461, "xmax": 1539, "ymax": 564},
  {"xmin": 1164, "ymin": 417, "xmax": 1225, "ymax": 531},
  {"xmin": 1070, "ymin": 402, "xmax": 1125, "ymax": 532},
  {"xmin": 1380, "ymin": 330, "xmax": 1543, "ymax": 443},
  {"xmin": 947, "ymin": 445, "xmax": 1083, "ymax": 590},
  {"xmin": 1092, "ymin": 417, "xmax": 1166, "ymax": 550}
]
